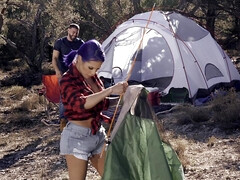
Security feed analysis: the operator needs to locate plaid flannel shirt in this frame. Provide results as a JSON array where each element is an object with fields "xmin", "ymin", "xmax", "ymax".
[{"xmin": 60, "ymin": 64, "xmax": 110, "ymax": 134}]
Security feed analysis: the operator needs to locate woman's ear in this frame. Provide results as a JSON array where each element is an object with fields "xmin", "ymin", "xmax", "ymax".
[
  {"xmin": 76, "ymin": 55, "xmax": 82, "ymax": 64},
  {"xmin": 75, "ymin": 55, "xmax": 83, "ymax": 72}
]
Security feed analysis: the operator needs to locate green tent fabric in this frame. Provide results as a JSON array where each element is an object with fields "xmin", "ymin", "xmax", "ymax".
[
  {"xmin": 102, "ymin": 85, "xmax": 185, "ymax": 180},
  {"xmin": 162, "ymin": 142, "xmax": 185, "ymax": 180}
]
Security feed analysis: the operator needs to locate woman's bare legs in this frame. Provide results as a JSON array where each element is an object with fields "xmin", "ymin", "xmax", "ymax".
[
  {"xmin": 90, "ymin": 151, "xmax": 106, "ymax": 176},
  {"xmin": 65, "ymin": 155, "xmax": 88, "ymax": 180}
]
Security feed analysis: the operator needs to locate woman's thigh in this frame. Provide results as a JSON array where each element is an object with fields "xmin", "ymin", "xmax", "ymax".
[
  {"xmin": 66, "ymin": 155, "xmax": 88, "ymax": 180},
  {"xmin": 90, "ymin": 151, "xmax": 106, "ymax": 177}
]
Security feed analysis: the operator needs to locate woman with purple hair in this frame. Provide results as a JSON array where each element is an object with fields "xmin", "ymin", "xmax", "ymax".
[{"xmin": 59, "ymin": 39, "xmax": 128, "ymax": 179}]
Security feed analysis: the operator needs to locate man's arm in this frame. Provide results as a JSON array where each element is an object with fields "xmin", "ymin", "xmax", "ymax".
[{"xmin": 52, "ymin": 50, "xmax": 62, "ymax": 80}]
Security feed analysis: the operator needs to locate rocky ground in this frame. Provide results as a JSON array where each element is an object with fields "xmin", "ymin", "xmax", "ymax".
[
  {"xmin": 0, "ymin": 101, "xmax": 101, "ymax": 180},
  {"xmin": 157, "ymin": 108, "xmax": 240, "ymax": 180}
]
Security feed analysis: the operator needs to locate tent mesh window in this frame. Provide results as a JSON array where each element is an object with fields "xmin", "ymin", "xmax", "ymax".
[{"xmin": 205, "ymin": 63, "xmax": 223, "ymax": 81}]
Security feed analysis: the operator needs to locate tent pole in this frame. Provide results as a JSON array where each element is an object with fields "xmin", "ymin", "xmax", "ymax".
[
  {"xmin": 100, "ymin": 3, "xmax": 156, "ymax": 158},
  {"xmin": 164, "ymin": 14, "xmax": 194, "ymax": 99}
]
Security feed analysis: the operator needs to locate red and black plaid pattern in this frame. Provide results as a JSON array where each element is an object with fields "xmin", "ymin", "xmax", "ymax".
[{"xmin": 60, "ymin": 64, "xmax": 110, "ymax": 134}]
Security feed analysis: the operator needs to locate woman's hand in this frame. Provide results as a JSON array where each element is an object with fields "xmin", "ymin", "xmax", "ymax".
[{"xmin": 110, "ymin": 81, "xmax": 128, "ymax": 95}]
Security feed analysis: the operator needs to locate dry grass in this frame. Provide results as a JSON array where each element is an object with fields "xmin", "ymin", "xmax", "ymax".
[
  {"xmin": 207, "ymin": 136, "xmax": 218, "ymax": 147},
  {"xmin": 18, "ymin": 93, "xmax": 42, "ymax": 111},
  {"xmin": 156, "ymin": 88, "xmax": 240, "ymax": 170},
  {"xmin": 0, "ymin": 85, "xmax": 43, "ymax": 117},
  {"xmin": 172, "ymin": 139, "xmax": 189, "ymax": 167},
  {"xmin": 3, "ymin": 85, "xmax": 28, "ymax": 100},
  {"xmin": 210, "ymin": 88, "xmax": 240, "ymax": 129},
  {"xmin": 171, "ymin": 104, "xmax": 210, "ymax": 125},
  {"xmin": 156, "ymin": 119, "xmax": 190, "ymax": 169},
  {"xmin": 168, "ymin": 88, "xmax": 240, "ymax": 129}
]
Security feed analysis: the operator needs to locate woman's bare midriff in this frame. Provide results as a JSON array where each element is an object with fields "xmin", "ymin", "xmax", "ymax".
[{"xmin": 70, "ymin": 118, "xmax": 93, "ymax": 128}]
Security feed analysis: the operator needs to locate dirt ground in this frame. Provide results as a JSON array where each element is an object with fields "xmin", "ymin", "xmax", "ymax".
[
  {"xmin": 157, "ymin": 109, "xmax": 240, "ymax": 180},
  {"xmin": 0, "ymin": 84, "xmax": 240, "ymax": 180},
  {"xmin": 0, "ymin": 93, "xmax": 101, "ymax": 180}
]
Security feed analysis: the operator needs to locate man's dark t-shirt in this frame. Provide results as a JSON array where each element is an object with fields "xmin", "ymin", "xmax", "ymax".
[{"xmin": 53, "ymin": 37, "xmax": 84, "ymax": 73}]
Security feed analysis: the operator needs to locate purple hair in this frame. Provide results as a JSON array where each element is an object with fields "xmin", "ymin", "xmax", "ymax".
[{"xmin": 64, "ymin": 39, "xmax": 105, "ymax": 67}]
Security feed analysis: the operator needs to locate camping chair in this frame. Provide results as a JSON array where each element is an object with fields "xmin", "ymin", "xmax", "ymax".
[{"xmin": 39, "ymin": 74, "xmax": 60, "ymax": 126}]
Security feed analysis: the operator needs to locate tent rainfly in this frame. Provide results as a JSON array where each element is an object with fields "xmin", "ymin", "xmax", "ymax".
[{"xmin": 98, "ymin": 11, "xmax": 240, "ymax": 100}]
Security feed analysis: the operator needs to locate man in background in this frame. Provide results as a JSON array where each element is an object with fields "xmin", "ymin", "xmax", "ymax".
[
  {"xmin": 52, "ymin": 23, "xmax": 84, "ymax": 130},
  {"xmin": 52, "ymin": 23, "xmax": 84, "ymax": 79}
]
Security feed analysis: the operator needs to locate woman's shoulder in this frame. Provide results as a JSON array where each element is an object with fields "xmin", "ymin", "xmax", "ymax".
[{"xmin": 61, "ymin": 67, "xmax": 84, "ymax": 85}]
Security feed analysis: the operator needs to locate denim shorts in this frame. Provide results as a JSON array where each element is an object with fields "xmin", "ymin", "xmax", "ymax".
[{"xmin": 60, "ymin": 122, "xmax": 106, "ymax": 161}]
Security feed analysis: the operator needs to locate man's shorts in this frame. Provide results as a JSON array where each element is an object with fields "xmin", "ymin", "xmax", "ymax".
[{"xmin": 60, "ymin": 121, "xmax": 106, "ymax": 161}]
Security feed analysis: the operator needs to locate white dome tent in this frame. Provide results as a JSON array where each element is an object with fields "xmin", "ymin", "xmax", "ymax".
[{"xmin": 98, "ymin": 11, "xmax": 240, "ymax": 101}]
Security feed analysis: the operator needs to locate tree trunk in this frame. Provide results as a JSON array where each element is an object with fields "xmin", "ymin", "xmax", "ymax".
[
  {"xmin": 131, "ymin": 0, "xmax": 142, "ymax": 14},
  {"xmin": 206, "ymin": 0, "xmax": 217, "ymax": 38},
  {"xmin": 235, "ymin": 17, "xmax": 240, "ymax": 50}
]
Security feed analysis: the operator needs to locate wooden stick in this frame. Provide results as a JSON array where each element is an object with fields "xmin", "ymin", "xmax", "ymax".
[{"xmin": 100, "ymin": 3, "xmax": 156, "ymax": 158}]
